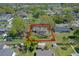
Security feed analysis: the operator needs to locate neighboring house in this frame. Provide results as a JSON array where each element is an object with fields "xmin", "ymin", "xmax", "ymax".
[
  {"xmin": 55, "ymin": 23, "xmax": 69, "ymax": 27},
  {"xmin": 54, "ymin": 27, "xmax": 71, "ymax": 32},
  {"xmin": 36, "ymin": 43, "xmax": 55, "ymax": 56},
  {"xmin": 36, "ymin": 49, "xmax": 54, "ymax": 56},
  {"xmin": 0, "ymin": 28, "xmax": 7, "ymax": 35},
  {"xmin": 37, "ymin": 43, "xmax": 46, "ymax": 50},
  {"xmin": 16, "ymin": 11, "xmax": 27, "ymax": 18},
  {"xmin": 0, "ymin": 14, "xmax": 13, "ymax": 34},
  {"xmin": 0, "ymin": 42, "xmax": 16, "ymax": 56}
]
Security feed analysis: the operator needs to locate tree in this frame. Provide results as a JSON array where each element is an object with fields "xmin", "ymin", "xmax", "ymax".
[
  {"xmin": 8, "ymin": 16, "xmax": 26, "ymax": 37},
  {"xmin": 73, "ymin": 8, "xmax": 79, "ymax": 13},
  {"xmin": 8, "ymin": 27, "xmax": 17, "ymax": 37},
  {"xmin": 39, "ymin": 14, "xmax": 54, "ymax": 25},
  {"xmin": 64, "ymin": 14, "xmax": 75, "ymax": 23},
  {"xmin": 74, "ymin": 30, "xmax": 79, "ymax": 38},
  {"xmin": 0, "ymin": 8, "xmax": 5, "ymax": 14},
  {"xmin": 52, "ymin": 15, "xmax": 64, "ymax": 24},
  {"xmin": 73, "ymin": 30, "xmax": 79, "ymax": 47},
  {"xmin": 3, "ymin": 6, "xmax": 15, "ymax": 14},
  {"xmin": 63, "ymin": 8, "xmax": 73, "ymax": 14}
]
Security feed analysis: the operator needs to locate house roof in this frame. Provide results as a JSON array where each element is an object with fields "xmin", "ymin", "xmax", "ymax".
[
  {"xmin": 0, "ymin": 28, "xmax": 6, "ymax": 31},
  {"xmin": 0, "ymin": 42, "xmax": 14, "ymax": 56},
  {"xmin": 36, "ymin": 49, "xmax": 53, "ymax": 56},
  {"xmin": 54, "ymin": 27, "xmax": 71, "ymax": 32},
  {"xmin": 0, "ymin": 20, "xmax": 7, "ymax": 22},
  {"xmin": 0, "ymin": 48, "xmax": 13, "ymax": 56},
  {"xmin": 0, "ymin": 43, "xmax": 4, "ymax": 50},
  {"xmin": 0, "ymin": 14, "xmax": 12, "ymax": 20}
]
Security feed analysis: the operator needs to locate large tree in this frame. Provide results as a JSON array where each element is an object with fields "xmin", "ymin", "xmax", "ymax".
[
  {"xmin": 52, "ymin": 15, "xmax": 64, "ymax": 24},
  {"xmin": 8, "ymin": 16, "xmax": 26, "ymax": 37},
  {"xmin": 64, "ymin": 14, "xmax": 75, "ymax": 23},
  {"xmin": 39, "ymin": 14, "xmax": 54, "ymax": 26},
  {"xmin": 73, "ymin": 30, "xmax": 79, "ymax": 47},
  {"xmin": 3, "ymin": 6, "xmax": 15, "ymax": 14}
]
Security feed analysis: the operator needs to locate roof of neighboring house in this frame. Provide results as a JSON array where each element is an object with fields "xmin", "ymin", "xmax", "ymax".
[
  {"xmin": 0, "ymin": 43, "xmax": 4, "ymax": 50},
  {"xmin": 16, "ymin": 11, "xmax": 27, "ymax": 17},
  {"xmin": 55, "ymin": 24, "xmax": 69, "ymax": 27},
  {"xmin": 0, "ymin": 20, "xmax": 7, "ymax": 22},
  {"xmin": 54, "ymin": 27, "xmax": 71, "ymax": 32},
  {"xmin": 0, "ymin": 14, "xmax": 12, "ymax": 20},
  {"xmin": 0, "ymin": 42, "xmax": 15, "ymax": 56},
  {"xmin": 37, "ymin": 43, "xmax": 46, "ymax": 49},
  {"xmin": 36, "ymin": 49, "xmax": 53, "ymax": 56},
  {"xmin": 0, "ymin": 28, "xmax": 7, "ymax": 31},
  {"xmin": 0, "ymin": 48, "xmax": 13, "ymax": 56}
]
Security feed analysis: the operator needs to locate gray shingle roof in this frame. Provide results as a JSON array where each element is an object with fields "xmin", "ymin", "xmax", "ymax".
[
  {"xmin": 0, "ymin": 42, "xmax": 14, "ymax": 56},
  {"xmin": 0, "ymin": 48, "xmax": 13, "ymax": 56},
  {"xmin": 0, "ymin": 43, "xmax": 4, "ymax": 50},
  {"xmin": 54, "ymin": 27, "xmax": 71, "ymax": 32},
  {"xmin": 36, "ymin": 49, "xmax": 53, "ymax": 56}
]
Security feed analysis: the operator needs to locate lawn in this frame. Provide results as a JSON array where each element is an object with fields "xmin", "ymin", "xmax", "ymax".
[
  {"xmin": 9, "ymin": 39, "xmax": 24, "ymax": 44},
  {"xmin": 52, "ymin": 45, "xmax": 74, "ymax": 56},
  {"xmin": 55, "ymin": 31, "xmax": 74, "ymax": 43},
  {"xmin": 52, "ymin": 31, "xmax": 75, "ymax": 56}
]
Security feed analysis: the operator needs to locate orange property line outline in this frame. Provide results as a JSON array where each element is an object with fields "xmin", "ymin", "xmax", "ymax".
[{"xmin": 28, "ymin": 24, "xmax": 56, "ymax": 42}]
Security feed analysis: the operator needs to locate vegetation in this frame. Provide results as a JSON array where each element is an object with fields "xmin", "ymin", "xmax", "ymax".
[
  {"xmin": 8, "ymin": 16, "xmax": 26, "ymax": 38},
  {"xmin": 0, "ymin": 4, "xmax": 79, "ymax": 56},
  {"xmin": 0, "ymin": 6, "xmax": 15, "ymax": 14}
]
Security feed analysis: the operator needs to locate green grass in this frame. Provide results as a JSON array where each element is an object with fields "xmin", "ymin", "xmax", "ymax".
[
  {"xmin": 9, "ymin": 39, "xmax": 24, "ymax": 44},
  {"xmin": 52, "ymin": 45, "xmax": 74, "ymax": 56},
  {"xmin": 52, "ymin": 31, "xmax": 75, "ymax": 56},
  {"xmin": 55, "ymin": 31, "xmax": 74, "ymax": 43}
]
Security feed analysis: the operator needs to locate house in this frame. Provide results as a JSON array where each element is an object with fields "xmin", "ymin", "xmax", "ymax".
[
  {"xmin": 55, "ymin": 24, "xmax": 69, "ymax": 27},
  {"xmin": 0, "ymin": 42, "xmax": 16, "ymax": 56},
  {"xmin": 16, "ymin": 11, "xmax": 27, "ymax": 18},
  {"xmin": 37, "ymin": 43, "xmax": 46, "ymax": 50},
  {"xmin": 0, "ymin": 28, "xmax": 7, "ymax": 34},
  {"xmin": 32, "ymin": 26, "xmax": 49, "ymax": 36},
  {"xmin": 54, "ymin": 27, "xmax": 71, "ymax": 32},
  {"xmin": 36, "ymin": 43, "xmax": 55, "ymax": 56},
  {"xmin": 0, "ymin": 14, "xmax": 13, "ymax": 35},
  {"xmin": 36, "ymin": 49, "xmax": 54, "ymax": 56}
]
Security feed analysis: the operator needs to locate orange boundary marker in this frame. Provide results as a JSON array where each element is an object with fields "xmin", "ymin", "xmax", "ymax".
[{"xmin": 28, "ymin": 24, "xmax": 56, "ymax": 42}]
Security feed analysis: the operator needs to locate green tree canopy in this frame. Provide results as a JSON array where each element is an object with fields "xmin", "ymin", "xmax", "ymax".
[
  {"xmin": 73, "ymin": 30, "xmax": 79, "ymax": 46},
  {"xmin": 64, "ymin": 14, "xmax": 75, "ymax": 23},
  {"xmin": 52, "ymin": 15, "xmax": 64, "ymax": 24},
  {"xmin": 0, "ymin": 6, "xmax": 15, "ymax": 14},
  {"xmin": 8, "ymin": 16, "xmax": 26, "ymax": 37},
  {"xmin": 39, "ymin": 14, "xmax": 54, "ymax": 26}
]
